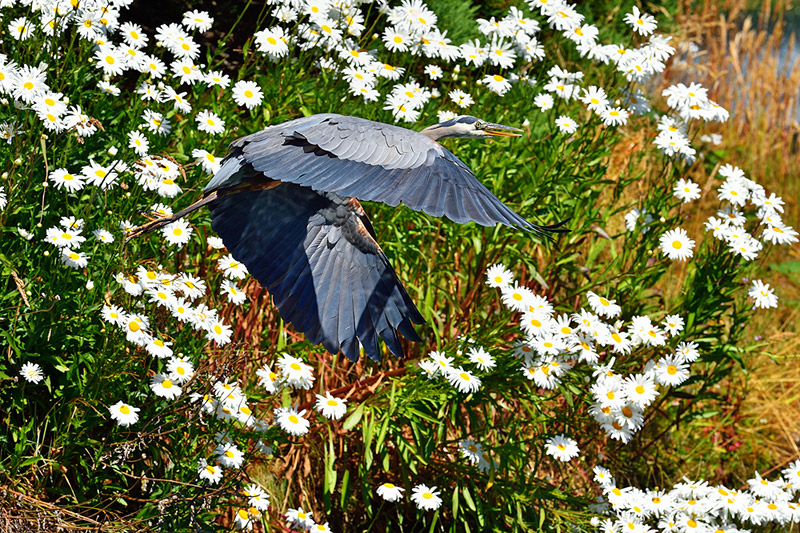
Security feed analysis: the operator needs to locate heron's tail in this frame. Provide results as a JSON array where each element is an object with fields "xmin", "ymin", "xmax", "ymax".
[
  {"xmin": 529, "ymin": 217, "xmax": 571, "ymax": 243},
  {"xmin": 538, "ymin": 217, "xmax": 571, "ymax": 234}
]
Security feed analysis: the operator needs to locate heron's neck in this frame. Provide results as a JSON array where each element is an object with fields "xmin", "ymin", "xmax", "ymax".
[{"xmin": 420, "ymin": 125, "xmax": 449, "ymax": 141}]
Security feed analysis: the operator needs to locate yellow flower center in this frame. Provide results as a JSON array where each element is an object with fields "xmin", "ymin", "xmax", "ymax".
[{"xmin": 120, "ymin": 405, "xmax": 130, "ymax": 414}]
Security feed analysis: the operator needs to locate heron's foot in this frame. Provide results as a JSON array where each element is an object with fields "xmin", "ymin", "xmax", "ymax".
[
  {"xmin": 124, "ymin": 213, "xmax": 177, "ymax": 243},
  {"xmin": 139, "ymin": 210, "xmax": 169, "ymax": 222}
]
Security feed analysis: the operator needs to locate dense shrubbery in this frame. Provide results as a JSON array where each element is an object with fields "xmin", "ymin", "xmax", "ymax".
[{"xmin": 1, "ymin": 0, "xmax": 798, "ymax": 531}]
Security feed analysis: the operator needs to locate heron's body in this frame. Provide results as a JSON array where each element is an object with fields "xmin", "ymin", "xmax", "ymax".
[{"xmin": 129, "ymin": 113, "xmax": 565, "ymax": 362}]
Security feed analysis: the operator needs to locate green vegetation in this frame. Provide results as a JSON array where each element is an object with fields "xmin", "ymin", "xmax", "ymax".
[{"xmin": 0, "ymin": 0, "xmax": 797, "ymax": 531}]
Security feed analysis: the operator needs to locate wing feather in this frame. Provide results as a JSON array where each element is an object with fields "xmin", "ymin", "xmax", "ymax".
[
  {"xmin": 206, "ymin": 114, "xmax": 558, "ymax": 237},
  {"xmin": 207, "ymin": 183, "xmax": 424, "ymax": 362}
]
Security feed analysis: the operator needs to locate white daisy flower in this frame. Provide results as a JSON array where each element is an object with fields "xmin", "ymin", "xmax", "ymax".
[
  {"xmin": 485, "ymin": 263, "xmax": 514, "ymax": 288},
  {"xmin": 445, "ymin": 366, "xmax": 482, "ymax": 393},
  {"xmin": 748, "ymin": 279, "xmax": 778, "ymax": 309},
  {"xmin": 198, "ymin": 458, "xmax": 223, "ymax": 484},
  {"xmin": 108, "ymin": 400, "xmax": 140, "ymax": 427},
  {"xmin": 376, "ymin": 482, "xmax": 405, "ymax": 502},
  {"xmin": 150, "ymin": 373, "xmax": 182, "ymax": 400},
  {"xmin": 659, "ymin": 227, "xmax": 695, "ymax": 261},
  {"xmin": 315, "ymin": 392, "xmax": 347, "ymax": 420},
  {"xmin": 410, "ymin": 484, "xmax": 442, "ymax": 511},
  {"xmin": 232, "ymin": 80, "xmax": 264, "ymax": 109},
  {"xmin": 20, "ymin": 362, "xmax": 44, "ymax": 384},
  {"xmin": 544, "ymin": 434, "xmax": 580, "ymax": 461},
  {"xmin": 195, "ymin": 109, "xmax": 225, "ymax": 135},
  {"xmin": 275, "ymin": 407, "xmax": 310, "ymax": 436}
]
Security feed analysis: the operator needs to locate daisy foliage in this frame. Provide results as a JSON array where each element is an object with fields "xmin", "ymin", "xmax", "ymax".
[{"xmin": 0, "ymin": 0, "xmax": 795, "ymax": 532}]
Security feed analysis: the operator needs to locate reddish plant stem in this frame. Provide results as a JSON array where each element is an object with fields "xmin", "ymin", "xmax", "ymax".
[{"xmin": 297, "ymin": 367, "xmax": 407, "ymax": 412}]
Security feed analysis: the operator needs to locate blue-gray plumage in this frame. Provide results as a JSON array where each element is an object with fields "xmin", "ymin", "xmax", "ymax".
[{"xmin": 127, "ymin": 113, "xmax": 567, "ymax": 362}]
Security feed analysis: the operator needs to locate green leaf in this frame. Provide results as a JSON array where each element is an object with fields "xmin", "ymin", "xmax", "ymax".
[
  {"xmin": 342, "ymin": 403, "xmax": 364, "ymax": 431},
  {"xmin": 461, "ymin": 485, "xmax": 476, "ymax": 511}
]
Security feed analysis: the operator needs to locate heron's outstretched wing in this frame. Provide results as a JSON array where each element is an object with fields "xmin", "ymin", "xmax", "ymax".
[
  {"xmin": 205, "ymin": 114, "xmax": 563, "ymax": 237},
  {"xmin": 208, "ymin": 181, "xmax": 424, "ymax": 362}
]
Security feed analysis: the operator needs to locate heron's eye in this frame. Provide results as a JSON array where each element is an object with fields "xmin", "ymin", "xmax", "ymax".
[{"xmin": 475, "ymin": 121, "xmax": 486, "ymax": 129}]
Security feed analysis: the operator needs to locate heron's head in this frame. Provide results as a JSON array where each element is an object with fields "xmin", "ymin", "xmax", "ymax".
[{"xmin": 421, "ymin": 115, "xmax": 523, "ymax": 141}]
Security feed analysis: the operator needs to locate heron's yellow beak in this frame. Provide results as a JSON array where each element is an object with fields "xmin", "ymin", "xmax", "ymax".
[{"xmin": 482, "ymin": 122, "xmax": 523, "ymax": 137}]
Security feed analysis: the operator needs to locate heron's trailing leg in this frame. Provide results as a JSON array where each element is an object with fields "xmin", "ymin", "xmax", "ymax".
[
  {"xmin": 124, "ymin": 180, "xmax": 282, "ymax": 242},
  {"xmin": 124, "ymin": 191, "xmax": 220, "ymax": 242}
]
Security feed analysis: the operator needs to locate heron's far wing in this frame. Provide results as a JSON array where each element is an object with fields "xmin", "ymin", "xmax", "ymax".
[
  {"xmin": 207, "ymin": 182, "xmax": 424, "ymax": 362},
  {"xmin": 209, "ymin": 114, "xmax": 554, "ymax": 235}
]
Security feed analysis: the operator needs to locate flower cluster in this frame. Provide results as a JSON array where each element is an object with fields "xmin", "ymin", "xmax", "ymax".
[
  {"xmin": 417, "ymin": 343, "xmax": 493, "ymax": 394},
  {"xmin": 103, "ymin": 265, "xmax": 237, "ymax": 349},
  {"xmin": 594, "ymin": 461, "xmax": 800, "ymax": 531},
  {"xmin": 487, "ymin": 264, "xmax": 701, "ymax": 445},
  {"xmin": 703, "ymin": 164, "xmax": 797, "ymax": 263},
  {"xmin": 42, "ymin": 217, "xmax": 96, "ymax": 271}
]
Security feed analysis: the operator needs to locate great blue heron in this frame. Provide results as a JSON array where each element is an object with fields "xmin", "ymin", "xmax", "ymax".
[{"xmin": 127, "ymin": 114, "xmax": 566, "ymax": 362}]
